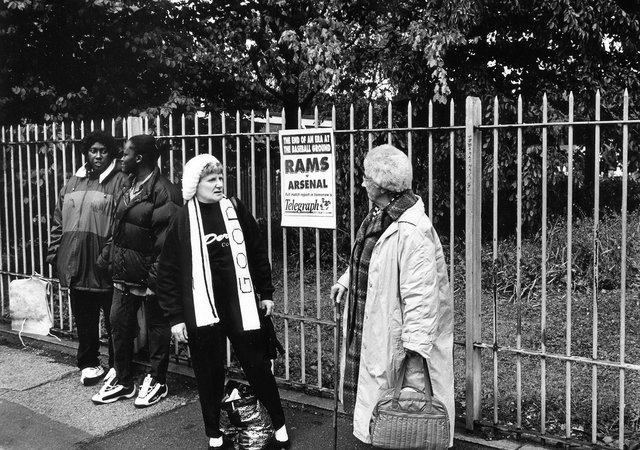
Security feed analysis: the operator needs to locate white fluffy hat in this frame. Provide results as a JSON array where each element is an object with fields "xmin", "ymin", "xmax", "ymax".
[{"xmin": 182, "ymin": 153, "xmax": 222, "ymax": 201}]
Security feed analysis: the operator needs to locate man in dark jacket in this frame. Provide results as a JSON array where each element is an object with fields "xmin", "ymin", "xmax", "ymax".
[
  {"xmin": 47, "ymin": 131, "xmax": 128, "ymax": 386},
  {"xmin": 92, "ymin": 134, "xmax": 181, "ymax": 408}
]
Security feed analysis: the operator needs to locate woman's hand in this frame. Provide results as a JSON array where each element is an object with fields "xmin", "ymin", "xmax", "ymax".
[
  {"xmin": 330, "ymin": 282, "xmax": 347, "ymax": 305},
  {"xmin": 171, "ymin": 322, "xmax": 188, "ymax": 343},
  {"xmin": 260, "ymin": 299, "xmax": 274, "ymax": 316}
]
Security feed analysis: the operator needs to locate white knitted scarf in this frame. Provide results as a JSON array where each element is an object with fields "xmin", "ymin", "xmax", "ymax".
[{"xmin": 188, "ymin": 197, "xmax": 260, "ymax": 330}]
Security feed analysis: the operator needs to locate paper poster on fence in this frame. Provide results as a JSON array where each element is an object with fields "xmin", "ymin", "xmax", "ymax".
[{"xmin": 279, "ymin": 128, "xmax": 336, "ymax": 229}]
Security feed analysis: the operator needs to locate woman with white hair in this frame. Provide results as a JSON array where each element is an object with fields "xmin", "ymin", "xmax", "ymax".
[
  {"xmin": 156, "ymin": 154, "xmax": 289, "ymax": 450},
  {"xmin": 330, "ymin": 144, "xmax": 455, "ymax": 447}
]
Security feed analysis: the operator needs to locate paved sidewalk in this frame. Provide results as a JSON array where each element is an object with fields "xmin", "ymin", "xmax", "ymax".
[{"xmin": 0, "ymin": 325, "xmax": 550, "ymax": 450}]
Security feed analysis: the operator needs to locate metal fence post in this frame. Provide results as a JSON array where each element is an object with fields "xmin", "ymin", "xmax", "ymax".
[
  {"xmin": 127, "ymin": 116, "xmax": 144, "ymax": 137},
  {"xmin": 465, "ymin": 96, "xmax": 482, "ymax": 430}
]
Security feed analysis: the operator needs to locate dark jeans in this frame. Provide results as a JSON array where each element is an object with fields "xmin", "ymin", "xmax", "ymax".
[
  {"xmin": 110, "ymin": 288, "xmax": 171, "ymax": 387},
  {"xmin": 70, "ymin": 289, "xmax": 113, "ymax": 370},
  {"xmin": 187, "ymin": 323, "xmax": 286, "ymax": 438}
]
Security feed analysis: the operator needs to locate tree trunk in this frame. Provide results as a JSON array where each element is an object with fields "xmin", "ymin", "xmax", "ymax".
[{"xmin": 283, "ymin": 100, "xmax": 300, "ymax": 130}]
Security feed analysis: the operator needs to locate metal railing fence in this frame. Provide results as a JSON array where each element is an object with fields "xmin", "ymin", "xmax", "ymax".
[
  {"xmin": 0, "ymin": 103, "xmax": 463, "ymax": 398},
  {"xmin": 464, "ymin": 91, "xmax": 640, "ymax": 449},
  {"xmin": 2, "ymin": 92, "xmax": 639, "ymax": 448}
]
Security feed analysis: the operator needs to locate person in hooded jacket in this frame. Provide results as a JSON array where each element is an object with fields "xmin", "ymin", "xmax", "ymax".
[
  {"xmin": 330, "ymin": 144, "xmax": 455, "ymax": 448},
  {"xmin": 92, "ymin": 134, "xmax": 182, "ymax": 408},
  {"xmin": 156, "ymin": 154, "xmax": 289, "ymax": 450},
  {"xmin": 47, "ymin": 131, "xmax": 128, "ymax": 386}
]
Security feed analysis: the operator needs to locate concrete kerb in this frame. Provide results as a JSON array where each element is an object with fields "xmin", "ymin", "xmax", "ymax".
[{"xmin": 0, "ymin": 322, "xmax": 550, "ymax": 450}]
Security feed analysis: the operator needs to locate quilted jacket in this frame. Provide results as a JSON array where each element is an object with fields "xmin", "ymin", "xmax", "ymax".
[
  {"xmin": 47, "ymin": 160, "xmax": 128, "ymax": 291},
  {"xmin": 101, "ymin": 167, "xmax": 181, "ymax": 292}
]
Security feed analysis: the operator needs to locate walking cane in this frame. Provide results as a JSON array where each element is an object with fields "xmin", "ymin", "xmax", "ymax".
[{"xmin": 333, "ymin": 296, "xmax": 342, "ymax": 450}]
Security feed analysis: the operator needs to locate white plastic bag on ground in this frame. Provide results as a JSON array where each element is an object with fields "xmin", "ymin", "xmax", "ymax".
[{"xmin": 9, "ymin": 276, "xmax": 53, "ymax": 336}]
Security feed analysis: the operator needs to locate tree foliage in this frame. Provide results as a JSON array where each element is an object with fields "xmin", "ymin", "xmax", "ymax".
[
  {"xmin": 0, "ymin": 0, "xmax": 478, "ymax": 125},
  {"xmin": 181, "ymin": 0, "xmax": 480, "ymax": 126},
  {"xmin": 2, "ymin": 0, "xmax": 639, "ymax": 135},
  {"xmin": 181, "ymin": 0, "xmax": 350, "ymax": 127},
  {"xmin": 447, "ymin": 0, "xmax": 640, "ymax": 102},
  {"xmin": 392, "ymin": 0, "xmax": 640, "ymax": 235},
  {"xmin": 0, "ymin": 0, "xmax": 199, "ymax": 123}
]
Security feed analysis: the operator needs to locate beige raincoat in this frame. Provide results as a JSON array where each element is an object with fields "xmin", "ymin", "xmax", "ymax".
[{"xmin": 338, "ymin": 198, "xmax": 454, "ymax": 446}]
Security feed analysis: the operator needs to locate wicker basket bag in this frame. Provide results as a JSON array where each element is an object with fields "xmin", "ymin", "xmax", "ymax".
[{"xmin": 370, "ymin": 356, "xmax": 450, "ymax": 450}]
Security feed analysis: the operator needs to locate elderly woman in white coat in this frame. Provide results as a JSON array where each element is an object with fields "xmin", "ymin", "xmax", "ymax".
[{"xmin": 330, "ymin": 144, "xmax": 454, "ymax": 447}]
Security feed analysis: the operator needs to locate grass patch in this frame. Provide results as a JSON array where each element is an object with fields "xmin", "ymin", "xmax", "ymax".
[{"xmin": 451, "ymin": 210, "xmax": 640, "ymax": 447}]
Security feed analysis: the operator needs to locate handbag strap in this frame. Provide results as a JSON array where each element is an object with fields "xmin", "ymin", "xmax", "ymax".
[{"xmin": 392, "ymin": 355, "xmax": 434, "ymax": 404}]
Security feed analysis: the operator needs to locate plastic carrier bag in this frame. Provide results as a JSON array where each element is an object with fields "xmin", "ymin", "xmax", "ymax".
[
  {"xmin": 9, "ymin": 275, "xmax": 53, "ymax": 337},
  {"xmin": 220, "ymin": 381, "xmax": 273, "ymax": 450}
]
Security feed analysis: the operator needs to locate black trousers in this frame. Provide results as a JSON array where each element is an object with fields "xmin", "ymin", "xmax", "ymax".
[
  {"xmin": 110, "ymin": 288, "xmax": 171, "ymax": 387},
  {"xmin": 187, "ymin": 323, "xmax": 286, "ymax": 438},
  {"xmin": 70, "ymin": 289, "xmax": 113, "ymax": 370}
]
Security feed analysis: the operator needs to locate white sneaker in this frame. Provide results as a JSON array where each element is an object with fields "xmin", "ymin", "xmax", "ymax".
[
  {"xmin": 91, "ymin": 376, "xmax": 137, "ymax": 405},
  {"xmin": 80, "ymin": 366, "xmax": 105, "ymax": 386},
  {"xmin": 103, "ymin": 367, "xmax": 116, "ymax": 385},
  {"xmin": 134, "ymin": 374, "xmax": 168, "ymax": 408}
]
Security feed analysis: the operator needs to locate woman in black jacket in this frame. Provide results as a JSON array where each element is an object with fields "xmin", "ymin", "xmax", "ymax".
[{"xmin": 157, "ymin": 154, "xmax": 289, "ymax": 450}]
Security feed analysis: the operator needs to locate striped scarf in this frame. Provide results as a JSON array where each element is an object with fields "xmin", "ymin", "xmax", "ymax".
[{"xmin": 342, "ymin": 190, "xmax": 418, "ymax": 413}]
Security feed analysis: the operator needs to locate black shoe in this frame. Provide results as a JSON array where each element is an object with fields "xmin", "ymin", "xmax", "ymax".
[
  {"xmin": 262, "ymin": 435, "xmax": 291, "ymax": 450},
  {"xmin": 208, "ymin": 435, "xmax": 235, "ymax": 449}
]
